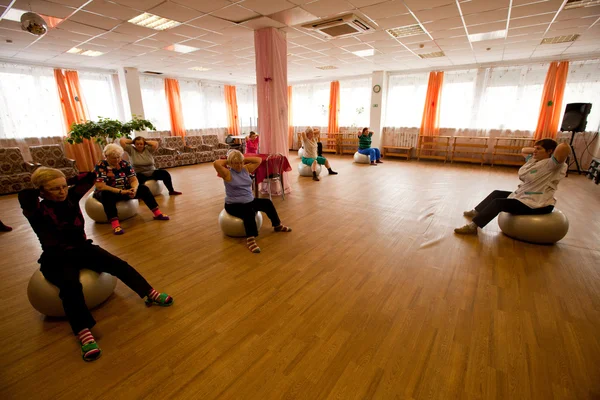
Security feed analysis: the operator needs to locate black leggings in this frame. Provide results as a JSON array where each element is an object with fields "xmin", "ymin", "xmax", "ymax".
[
  {"xmin": 224, "ymin": 199, "xmax": 281, "ymax": 237},
  {"xmin": 40, "ymin": 243, "xmax": 152, "ymax": 334},
  {"xmin": 94, "ymin": 185, "xmax": 158, "ymax": 221},
  {"xmin": 472, "ymin": 190, "xmax": 554, "ymax": 228},
  {"xmin": 136, "ymin": 169, "xmax": 175, "ymax": 192}
]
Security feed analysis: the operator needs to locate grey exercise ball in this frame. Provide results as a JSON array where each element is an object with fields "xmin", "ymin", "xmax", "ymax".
[
  {"xmin": 498, "ymin": 209, "xmax": 569, "ymax": 244},
  {"xmin": 218, "ymin": 209, "xmax": 263, "ymax": 237},
  {"xmin": 84, "ymin": 192, "xmax": 139, "ymax": 223},
  {"xmin": 298, "ymin": 147, "xmax": 305, "ymax": 158},
  {"xmin": 298, "ymin": 162, "xmax": 322, "ymax": 177},
  {"xmin": 27, "ymin": 269, "xmax": 117, "ymax": 317},
  {"xmin": 144, "ymin": 180, "xmax": 165, "ymax": 196},
  {"xmin": 353, "ymin": 151, "xmax": 370, "ymax": 164}
]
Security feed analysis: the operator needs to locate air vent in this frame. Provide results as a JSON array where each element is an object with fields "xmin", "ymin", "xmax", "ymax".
[
  {"xmin": 564, "ymin": 0, "xmax": 600, "ymax": 9},
  {"xmin": 386, "ymin": 24, "xmax": 425, "ymax": 39},
  {"xmin": 541, "ymin": 34, "xmax": 580, "ymax": 44},
  {"xmin": 302, "ymin": 14, "xmax": 374, "ymax": 38},
  {"xmin": 418, "ymin": 51, "xmax": 445, "ymax": 59},
  {"xmin": 316, "ymin": 65, "xmax": 338, "ymax": 70},
  {"xmin": 143, "ymin": 71, "xmax": 163, "ymax": 75}
]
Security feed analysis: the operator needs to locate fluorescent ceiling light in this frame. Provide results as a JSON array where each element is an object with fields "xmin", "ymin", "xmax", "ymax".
[
  {"xmin": 418, "ymin": 51, "xmax": 445, "ymax": 59},
  {"xmin": 386, "ymin": 24, "xmax": 425, "ymax": 39},
  {"xmin": 468, "ymin": 29, "xmax": 506, "ymax": 42},
  {"xmin": 165, "ymin": 44, "xmax": 199, "ymax": 54},
  {"xmin": 67, "ymin": 47, "xmax": 104, "ymax": 56},
  {"xmin": 316, "ymin": 65, "xmax": 338, "ymax": 70},
  {"xmin": 352, "ymin": 49, "xmax": 375, "ymax": 57},
  {"xmin": 541, "ymin": 34, "xmax": 580, "ymax": 44},
  {"xmin": 189, "ymin": 66, "xmax": 211, "ymax": 71},
  {"xmin": 3, "ymin": 8, "xmax": 27, "ymax": 22},
  {"xmin": 564, "ymin": 0, "xmax": 600, "ymax": 9},
  {"xmin": 128, "ymin": 13, "xmax": 180, "ymax": 31}
]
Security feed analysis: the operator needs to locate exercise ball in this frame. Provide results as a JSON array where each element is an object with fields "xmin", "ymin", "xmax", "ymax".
[
  {"xmin": 218, "ymin": 209, "xmax": 263, "ymax": 237},
  {"xmin": 298, "ymin": 162, "xmax": 322, "ymax": 177},
  {"xmin": 353, "ymin": 151, "xmax": 370, "ymax": 164},
  {"xmin": 84, "ymin": 192, "xmax": 139, "ymax": 223},
  {"xmin": 498, "ymin": 209, "xmax": 569, "ymax": 244},
  {"xmin": 298, "ymin": 147, "xmax": 305, "ymax": 158},
  {"xmin": 144, "ymin": 180, "xmax": 165, "ymax": 196},
  {"xmin": 27, "ymin": 269, "xmax": 117, "ymax": 317}
]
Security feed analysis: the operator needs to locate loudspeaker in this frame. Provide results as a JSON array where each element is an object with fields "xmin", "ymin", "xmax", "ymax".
[{"xmin": 560, "ymin": 103, "xmax": 592, "ymax": 132}]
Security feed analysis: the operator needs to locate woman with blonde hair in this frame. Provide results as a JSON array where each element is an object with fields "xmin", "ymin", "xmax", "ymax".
[
  {"xmin": 301, "ymin": 127, "xmax": 337, "ymax": 181},
  {"xmin": 94, "ymin": 143, "xmax": 169, "ymax": 235},
  {"xmin": 19, "ymin": 167, "xmax": 174, "ymax": 362},
  {"xmin": 214, "ymin": 150, "xmax": 291, "ymax": 253}
]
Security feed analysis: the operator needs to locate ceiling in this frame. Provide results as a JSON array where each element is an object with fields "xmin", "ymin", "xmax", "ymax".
[{"xmin": 0, "ymin": 0, "xmax": 599, "ymax": 84}]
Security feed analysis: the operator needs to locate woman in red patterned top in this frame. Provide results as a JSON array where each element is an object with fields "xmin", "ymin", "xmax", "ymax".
[
  {"xmin": 19, "ymin": 167, "xmax": 174, "ymax": 362},
  {"xmin": 94, "ymin": 144, "xmax": 169, "ymax": 235}
]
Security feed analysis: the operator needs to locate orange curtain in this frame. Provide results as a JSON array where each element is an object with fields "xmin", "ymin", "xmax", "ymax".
[
  {"xmin": 164, "ymin": 78, "xmax": 186, "ymax": 137},
  {"xmin": 328, "ymin": 81, "xmax": 340, "ymax": 134},
  {"xmin": 54, "ymin": 69, "xmax": 102, "ymax": 172},
  {"xmin": 535, "ymin": 61, "xmax": 569, "ymax": 140},
  {"xmin": 288, "ymin": 86, "xmax": 293, "ymax": 149},
  {"xmin": 224, "ymin": 85, "xmax": 240, "ymax": 136},
  {"xmin": 420, "ymin": 71, "xmax": 444, "ymax": 137}
]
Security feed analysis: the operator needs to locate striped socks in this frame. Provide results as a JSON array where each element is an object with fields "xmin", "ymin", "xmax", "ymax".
[
  {"xmin": 146, "ymin": 289, "xmax": 174, "ymax": 306},
  {"xmin": 78, "ymin": 328, "xmax": 101, "ymax": 362}
]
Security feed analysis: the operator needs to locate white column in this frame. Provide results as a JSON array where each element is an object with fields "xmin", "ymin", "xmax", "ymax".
[
  {"xmin": 370, "ymin": 71, "xmax": 388, "ymax": 149},
  {"xmin": 117, "ymin": 67, "xmax": 145, "ymax": 120}
]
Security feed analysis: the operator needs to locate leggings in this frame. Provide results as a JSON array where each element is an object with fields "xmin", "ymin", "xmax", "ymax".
[
  {"xmin": 358, "ymin": 148, "xmax": 381, "ymax": 162},
  {"xmin": 224, "ymin": 199, "xmax": 281, "ymax": 237},
  {"xmin": 472, "ymin": 190, "xmax": 554, "ymax": 228},
  {"xmin": 94, "ymin": 185, "xmax": 158, "ymax": 221},
  {"xmin": 40, "ymin": 243, "xmax": 152, "ymax": 334},
  {"xmin": 136, "ymin": 169, "xmax": 175, "ymax": 192}
]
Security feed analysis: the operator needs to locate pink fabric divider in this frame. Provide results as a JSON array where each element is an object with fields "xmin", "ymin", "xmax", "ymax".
[{"xmin": 254, "ymin": 27, "xmax": 291, "ymax": 194}]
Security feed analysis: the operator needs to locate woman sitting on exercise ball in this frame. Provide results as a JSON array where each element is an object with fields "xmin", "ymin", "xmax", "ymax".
[
  {"xmin": 214, "ymin": 150, "xmax": 291, "ymax": 253},
  {"xmin": 301, "ymin": 127, "xmax": 338, "ymax": 181},
  {"xmin": 358, "ymin": 127, "xmax": 383, "ymax": 165},
  {"xmin": 94, "ymin": 144, "xmax": 169, "ymax": 235},
  {"xmin": 19, "ymin": 167, "xmax": 173, "ymax": 362},
  {"xmin": 119, "ymin": 136, "xmax": 182, "ymax": 195},
  {"xmin": 454, "ymin": 138, "xmax": 569, "ymax": 235}
]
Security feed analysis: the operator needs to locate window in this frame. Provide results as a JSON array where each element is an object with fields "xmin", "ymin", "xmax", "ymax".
[
  {"xmin": 236, "ymin": 84, "xmax": 257, "ymax": 132},
  {"xmin": 139, "ymin": 75, "xmax": 170, "ymax": 131},
  {"xmin": 385, "ymin": 72, "xmax": 429, "ymax": 128},
  {"xmin": 439, "ymin": 69, "xmax": 478, "ymax": 129},
  {"xmin": 291, "ymin": 82, "xmax": 330, "ymax": 127},
  {"xmin": 339, "ymin": 78, "xmax": 371, "ymax": 128},
  {"xmin": 0, "ymin": 63, "xmax": 65, "ymax": 139},
  {"xmin": 561, "ymin": 60, "xmax": 600, "ymax": 132},
  {"xmin": 79, "ymin": 71, "xmax": 122, "ymax": 121},
  {"xmin": 179, "ymin": 79, "xmax": 228, "ymax": 129}
]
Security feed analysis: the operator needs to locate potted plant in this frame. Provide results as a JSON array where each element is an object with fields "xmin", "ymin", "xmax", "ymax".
[{"xmin": 66, "ymin": 116, "xmax": 156, "ymax": 146}]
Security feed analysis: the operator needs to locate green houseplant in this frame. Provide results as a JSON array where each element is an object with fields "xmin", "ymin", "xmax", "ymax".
[{"xmin": 66, "ymin": 116, "xmax": 156, "ymax": 146}]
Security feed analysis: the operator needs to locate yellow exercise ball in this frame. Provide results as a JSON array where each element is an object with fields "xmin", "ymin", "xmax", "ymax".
[
  {"xmin": 218, "ymin": 208, "xmax": 263, "ymax": 237},
  {"xmin": 498, "ymin": 209, "xmax": 569, "ymax": 244},
  {"xmin": 27, "ymin": 269, "xmax": 117, "ymax": 317}
]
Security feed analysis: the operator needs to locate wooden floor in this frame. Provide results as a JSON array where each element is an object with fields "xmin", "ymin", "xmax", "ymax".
[{"xmin": 1, "ymin": 154, "xmax": 600, "ymax": 400}]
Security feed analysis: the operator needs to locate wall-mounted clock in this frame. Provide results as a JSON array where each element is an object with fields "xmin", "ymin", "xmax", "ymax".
[{"xmin": 373, "ymin": 84, "xmax": 381, "ymax": 93}]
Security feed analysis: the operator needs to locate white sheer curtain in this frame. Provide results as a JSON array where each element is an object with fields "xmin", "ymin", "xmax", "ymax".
[
  {"xmin": 439, "ymin": 69, "xmax": 478, "ymax": 129},
  {"xmin": 474, "ymin": 64, "xmax": 548, "ymax": 131},
  {"xmin": 0, "ymin": 62, "xmax": 65, "ymax": 139},
  {"xmin": 339, "ymin": 77, "xmax": 371, "ymax": 128},
  {"xmin": 561, "ymin": 60, "xmax": 600, "ymax": 132},
  {"xmin": 179, "ymin": 79, "xmax": 227, "ymax": 129},
  {"xmin": 291, "ymin": 82, "xmax": 330, "ymax": 127},
  {"xmin": 79, "ymin": 71, "xmax": 123, "ymax": 121},
  {"xmin": 139, "ymin": 75, "xmax": 170, "ymax": 131},
  {"xmin": 236, "ymin": 84, "xmax": 257, "ymax": 132},
  {"xmin": 385, "ymin": 72, "xmax": 429, "ymax": 128}
]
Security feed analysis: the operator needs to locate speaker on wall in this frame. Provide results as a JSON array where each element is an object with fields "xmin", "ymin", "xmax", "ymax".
[{"xmin": 560, "ymin": 103, "xmax": 592, "ymax": 133}]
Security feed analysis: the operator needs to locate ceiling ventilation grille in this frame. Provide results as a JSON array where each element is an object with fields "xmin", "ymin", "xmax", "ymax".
[
  {"xmin": 386, "ymin": 24, "xmax": 425, "ymax": 39},
  {"xmin": 303, "ymin": 14, "xmax": 374, "ymax": 38},
  {"xmin": 564, "ymin": 0, "xmax": 600, "ymax": 9},
  {"xmin": 316, "ymin": 65, "xmax": 338, "ymax": 70},
  {"xmin": 540, "ymin": 34, "xmax": 580, "ymax": 44},
  {"xmin": 418, "ymin": 51, "xmax": 445, "ymax": 59}
]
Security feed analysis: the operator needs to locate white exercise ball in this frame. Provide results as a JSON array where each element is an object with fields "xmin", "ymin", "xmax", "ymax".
[
  {"xmin": 298, "ymin": 162, "xmax": 322, "ymax": 177},
  {"xmin": 298, "ymin": 147, "xmax": 305, "ymax": 158},
  {"xmin": 144, "ymin": 180, "xmax": 165, "ymax": 196},
  {"xmin": 353, "ymin": 151, "xmax": 371, "ymax": 164},
  {"xmin": 218, "ymin": 209, "xmax": 263, "ymax": 237},
  {"xmin": 498, "ymin": 209, "xmax": 569, "ymax": 244},
  {"xmin": 84, "ymin": 192, "xmax": 139, "ymax": 223},
  {"xmin": 27, "ymin": 269, "xmax": 117, "ymax": 317}
]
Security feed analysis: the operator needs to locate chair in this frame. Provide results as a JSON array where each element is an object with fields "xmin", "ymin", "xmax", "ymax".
[
  {"xmin": 184, "ymin": 136, "xmax": 216, "ymax": 163},
  {"xmin": 0, "ymin": 147, "xmax": 39, "ymax": 195},
  {"xmin": 201, "ymin": 135, "xmax": 229, "ymax": 159},
  {"xmin": 149, "ymin": 138, "xmax": 179, "ymax": 169},
  {"xmin": 162, "ymin": 137, "xmax": 197, "ymax": 166},
  {"xmin": 29, "ymin": 145, "xmax": 78, "ymax": 179},
  {"xmin": 264, "ymin": 153, "xmax": 286, "ymax": 200}
]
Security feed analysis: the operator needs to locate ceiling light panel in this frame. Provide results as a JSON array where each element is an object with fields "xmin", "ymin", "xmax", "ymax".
[
  {"xmin": 386, "ymin": 24, "xmax": 425, "ymax": 38},
  {"xmin": 316, "ymin": 65, "xmax": 338, "ymax": 70},
  {"xmin": 165, "ymin": 44, "xmax": 200, "ymax": 53},
  {"xmin": 67, "ymin": 47, "xmax": 104, "ymax": 56},
  {"xmin": 468, "ymin": 29, "xmax": 507, "ymax": 42},
  {"xmin": 128, "ymin": 13, "xmax": 181, "ymax": 31},
  {"xmin": 189, "ymin": 66, "xmax": 211, "ymax": 71},
  {"xmin": 540, "ymin": 34, "xmax": 580, "ymax": 44},
  {"xmin": 418, "ymin": 51, "xmax": 445, "ymax": 58},
  {"xmin": 352, "ymin": 49, "xmax": 375, "ymax": 57}
]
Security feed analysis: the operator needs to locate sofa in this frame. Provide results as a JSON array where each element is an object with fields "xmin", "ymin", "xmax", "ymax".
[
  {"xmin": 0, "ymin": 147, "xmax": 39, "ymax": 195},
  {"xmin": 201, "ymin": 135, "xmax": 229, "ymax": 159},
  {"xmin": 184, "ymin": 136, "xmax": 217, "ymax": 163},
  {"xmin": 29, "ymin": 145, "xmax": 78, "ymax": 179}
]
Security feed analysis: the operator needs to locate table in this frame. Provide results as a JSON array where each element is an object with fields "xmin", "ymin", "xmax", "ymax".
[{"xmin": 230, "ymin": 135, "xmax": 247, "ymax": 153}]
